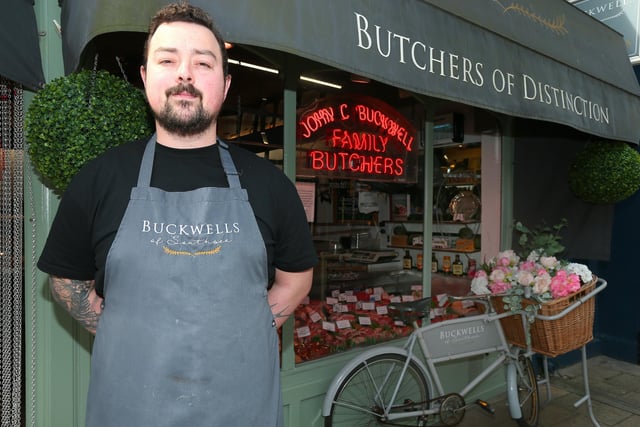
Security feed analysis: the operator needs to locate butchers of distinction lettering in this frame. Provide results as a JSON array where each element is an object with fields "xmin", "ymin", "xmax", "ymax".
[{"xmin": 141, "ymin": 220, "xmax": 240, "ymax": 256}]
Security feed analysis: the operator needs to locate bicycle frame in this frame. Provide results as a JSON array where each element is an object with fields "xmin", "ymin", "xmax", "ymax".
[{"xmin": 322, "ymin": 305, "xmax": 530, "ymax": 422}]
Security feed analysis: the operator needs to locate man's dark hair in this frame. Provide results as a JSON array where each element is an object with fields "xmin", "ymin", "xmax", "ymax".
[{"xmin": 143, "ymin": 2, "xmax": 229, "ymax": 76}]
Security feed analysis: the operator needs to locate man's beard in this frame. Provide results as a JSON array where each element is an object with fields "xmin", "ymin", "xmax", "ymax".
[{"xmin": 153, "ymin": 84, "xmax": 215, "ymax": 137}]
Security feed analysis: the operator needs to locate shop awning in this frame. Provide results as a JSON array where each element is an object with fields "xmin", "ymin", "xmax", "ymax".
[
  {"xmin": 60, "ymin": 0, "xmax": 640, "ymax": 144},
  {"xmin": 0, "ymin": 0, "xmax": 45, "ymax": 90}
]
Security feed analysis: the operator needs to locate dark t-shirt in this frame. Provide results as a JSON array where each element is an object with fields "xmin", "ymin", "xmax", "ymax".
[{"xmin": 37, "ymin": 137, "xmax": 318, "ymax": 297}]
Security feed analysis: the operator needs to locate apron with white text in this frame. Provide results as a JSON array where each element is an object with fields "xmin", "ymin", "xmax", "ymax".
[{"xmin": 86, "ymin": 136, "xmax": 281, "ymax": 427}]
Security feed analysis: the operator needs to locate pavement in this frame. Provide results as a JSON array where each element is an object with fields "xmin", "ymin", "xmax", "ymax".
[{"xmin": 458, "ymin": 355, "xmax": 640, "ymax": 427}]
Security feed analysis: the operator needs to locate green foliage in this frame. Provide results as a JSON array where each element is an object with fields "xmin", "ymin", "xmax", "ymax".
[
  {"xmin": 514, "ymin": 218, "xmax": 567, "ymax": 258},
  {"xmin": 568, "ymin": 140, "xmax": 640, "ymax": 204},
  {"xmin": 25, "ymin": 70, "xmax": 153, "ymax": 193}
]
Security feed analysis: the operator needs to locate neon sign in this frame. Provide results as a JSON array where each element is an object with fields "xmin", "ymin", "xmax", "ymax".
[{"xmin": 296, "ymin": 95, "xmax": 418, "ymax": 182}]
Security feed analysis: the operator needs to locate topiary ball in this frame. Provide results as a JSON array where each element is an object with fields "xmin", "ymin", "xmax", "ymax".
[
  {"xmin": 568, "ymin": 140, "xmax": 640, "ymax": 204},
  {"xmin": 26, "ymin": 69, "xmax": 153, "ymax": 193}
]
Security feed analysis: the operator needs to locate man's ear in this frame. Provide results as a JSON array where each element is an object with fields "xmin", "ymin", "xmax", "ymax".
[{"xmin": 140, "ymin": 65, "xmax": 147, "ymax": 87}]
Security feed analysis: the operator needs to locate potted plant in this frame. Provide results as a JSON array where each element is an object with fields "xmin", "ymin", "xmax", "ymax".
[
  {"xmin": 25, "ymin": 69, "xmax": 153, "ymax": 193},
  {"xmin": 568, "ymin": 140, "xmax": 640, "ymax": 204}
]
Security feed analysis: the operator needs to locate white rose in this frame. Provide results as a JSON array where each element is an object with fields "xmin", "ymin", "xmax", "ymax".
[{"xmin": 471, "ymin": 276, "xmax": 491, "ymax": 295}]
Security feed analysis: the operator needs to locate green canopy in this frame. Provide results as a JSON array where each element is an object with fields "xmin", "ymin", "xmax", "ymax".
[
  {"xmin": 0, "ymin": 0, "xmax": 44, "ymax": 90},
  {"xmin": 60, "ymin": 0, "xmax": 640, "ymax": 143}
]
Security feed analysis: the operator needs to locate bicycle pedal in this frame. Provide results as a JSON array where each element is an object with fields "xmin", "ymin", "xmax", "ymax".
[{"xmin": 475, "ymin": 399, "xmax": 495, "ymax": 414}]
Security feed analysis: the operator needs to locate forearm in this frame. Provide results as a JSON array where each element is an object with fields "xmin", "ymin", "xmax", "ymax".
[
  {"xmin": 48, "ymin": 275, "xmax": 104, "ymax": 335},
  {"xmin": 268, "ymin": 268, "xmax": 313, "ymax": 328}
]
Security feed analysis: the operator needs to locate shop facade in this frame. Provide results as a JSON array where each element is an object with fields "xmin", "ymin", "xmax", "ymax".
[{"xmin": 14, "ymin": 1, "xmax": 640, "ymax": 426}]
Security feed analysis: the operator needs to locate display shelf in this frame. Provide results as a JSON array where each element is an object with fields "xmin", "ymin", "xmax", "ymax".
[
  {"xmin": 388, "ymin": 244, "xmax": 478, "ymax": 253},
  {"xmin": 385, "ymin": 219, "xmax": 479, "ymax": 225},
  {"xmin": 433, "ymin": 220, "xmax": 480, "ymax": 225}
]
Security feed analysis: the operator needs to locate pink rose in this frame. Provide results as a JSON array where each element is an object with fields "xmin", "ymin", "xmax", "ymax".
[
  {"xmin": 540, "ymin": 256, "xmax": 558, "ymax": 269},
  {"xmin": 533, "ymin": 273, "xmax": 551, "ymax": 294},
  {"xmin": 489, "ymin": 268, "xmax": 506, "ymax": 282},
  {"xmin": 519, "ymin": 260, "xmax": 535, "ymax": 272},
  {"xmin": 516, "ymin": 270, "xmax": 534, "ymax": 286},
  {"xmin": 489, "ymin": 281, "xmax": 512, "ymax": 294},
  {"xmin": 549, "ymin": 271, "xmax": 581, "ymax": 298}
]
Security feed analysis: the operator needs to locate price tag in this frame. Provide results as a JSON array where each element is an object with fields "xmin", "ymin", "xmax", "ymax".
[
  {"xmin": 359, "ymin": 316, "xmax": 372, "ymax": 325},
  {"xmin": 333, "ymin": 303, "xmax": 348, "ymax": 313},
  {"xmin": 322, "ymin": 321, "xmax": 336, "ymax": 332},
  {"xmin": 336, "ymin": 319, "xmax": 352, "ymax": 329},
  {"xmin": 394, "ymin": 320, "xmax": 405, "ymax": 327},
  {"xmin": 309, "ymin": 311, "xmax": 322, "ymax": 323},
  {"xmin": 402, "ymin": 295, "xmax": 415, "ymax": 302},
  {"xmin": 373, "ymin": 287, "xmax": 384, "ymax": 295},
  {"xmin": 376, "ymin": 305, "xmax": 389, "ymax": 315},
  {"xmin": 331, "ymin": 290, "xmax": 340, "ymax": 298},
  {"xmin": 390, "ymin": 296, "xmax": 401, "ymax": 303},
  {"xmin": 361, "ymin": 302, "xmax": 375, "ymax": 311},
  {"xmin": 338, "ymin": 293, "xmax": 347, "ymax": 302},
  {"xmin": 326, "ymin": 297, "xmax": 339, "ymax": 305},
  {"xmin": 346, "ymin": 295, "xmax": 358, "ymax": 303},
  {"xmin": 462, "ymin": 300, "xmax": 475, "ymax": 308},
  {"xmin": 296, "ymin": 326, "xmax": 311, "ymax": 338},
  {"xmin": 372, "ymin": 293, "xmax": 382, "ymax": 302},
  {"xmin": 411, "ymin": 285, "xmax": 422, "ymax": 292},
  {"xmin": 437, "ymin": 294, "xmax": 448, "ymax": 307}
]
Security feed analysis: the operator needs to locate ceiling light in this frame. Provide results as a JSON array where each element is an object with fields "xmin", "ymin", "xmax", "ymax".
[
  {"xmin": 299, "ymin": 76, "xmax": 342, "ymax": 89},
  {"xmin": 350, "ymin": 74, "xmax": 370, "ymax": 84},
  {"xmin": 228, "ymin": 59, "xmax": 279, "ymax": 74}
]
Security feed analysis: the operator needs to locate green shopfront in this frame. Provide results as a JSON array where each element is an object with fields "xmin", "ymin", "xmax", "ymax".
[{"xmin": 19, "ymin": 1, "xmax": 640, "ymax": 426}]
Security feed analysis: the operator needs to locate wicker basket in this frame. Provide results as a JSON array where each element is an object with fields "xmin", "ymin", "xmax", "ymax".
[{"xmin": 493, "ymin": 277, "xmax": 597, "ymax": 357}]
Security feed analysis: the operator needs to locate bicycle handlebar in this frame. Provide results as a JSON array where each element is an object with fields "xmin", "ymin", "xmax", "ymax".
[{"xmin": 534, "ymin": 277, "xmax": 607, "ymax": 321}]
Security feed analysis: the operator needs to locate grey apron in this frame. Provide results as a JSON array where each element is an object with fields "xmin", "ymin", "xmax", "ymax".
[{"xmin": 86, "ymin": 136, "xmax": 282, "ymax": 427}]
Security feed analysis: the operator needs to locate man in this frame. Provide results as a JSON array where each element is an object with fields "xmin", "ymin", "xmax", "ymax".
[{"xmin": 37, "ymin": 3, "xmax": 317, "ymax": 426}]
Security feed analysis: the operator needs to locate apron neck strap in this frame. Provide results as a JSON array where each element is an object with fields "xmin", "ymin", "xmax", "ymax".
[
  {"xmin": 217, "ymin": 138, "xmax": 242, "ymax": 189},
  {"xmin": 137, "ymin": 135, "xmax": 157, "ymax": 187},
  {"xmin": 137, "ymin": 134, "xmax": 241, "ymax": 189}
]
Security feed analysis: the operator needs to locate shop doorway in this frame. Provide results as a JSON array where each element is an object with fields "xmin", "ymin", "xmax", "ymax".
[{"xmin": 1, "ymin": 77, "xmax": 24, "ymax": 426}]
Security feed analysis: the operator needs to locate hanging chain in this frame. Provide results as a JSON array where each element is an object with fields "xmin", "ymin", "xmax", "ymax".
[
  {"xmin": 115, "ymin": 56, "xmax": 129, "ymax": 83},
  {"xmin": 0, "ymin": 78, "xmax": 24, "ymax": 427},
  {"xmin": 26, "ymin": 96, "xmax": 37, "ymax": 427}
]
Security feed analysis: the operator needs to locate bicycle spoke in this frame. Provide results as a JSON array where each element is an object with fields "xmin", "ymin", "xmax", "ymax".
[{"xmin": 327, "ymin": 354, "xmax": 430, "ymax": 427}]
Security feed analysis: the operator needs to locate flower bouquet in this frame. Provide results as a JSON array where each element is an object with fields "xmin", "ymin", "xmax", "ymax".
[{"xmin": 471, "ymin": 244, "xmax": 597, "ymax": 357}]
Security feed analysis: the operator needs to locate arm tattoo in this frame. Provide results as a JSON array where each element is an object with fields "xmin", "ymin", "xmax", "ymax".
[
  {"xmin": 270, "ymin": 303, "xmax": 291, "ymax": 319},
  {"xmin": 49, "ymin": 276, "xmax": 101, "ymax": 335}
]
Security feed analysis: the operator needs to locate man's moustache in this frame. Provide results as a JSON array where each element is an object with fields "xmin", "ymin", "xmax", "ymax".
[{"xmin": 166, "ymin": 84, "xmax": 202, "ymax": 98}]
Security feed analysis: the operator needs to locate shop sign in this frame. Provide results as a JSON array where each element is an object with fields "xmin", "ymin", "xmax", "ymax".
[
  {"xmin": 574, "ymin": 0, "xmax": 640, "ymax": 58},
  {"xmin": 296, "ymin": 95, "xmax": 419, "ymax": 182}
]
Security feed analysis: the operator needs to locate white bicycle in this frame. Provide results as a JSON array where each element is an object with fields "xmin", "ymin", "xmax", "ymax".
[{"xmin": 322, "ymin": 296, "xmax": 540, "ymax": 426}]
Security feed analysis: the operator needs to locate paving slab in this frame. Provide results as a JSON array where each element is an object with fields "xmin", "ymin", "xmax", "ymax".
[{"xmin": 453, "ymin": 355, "xmax": 640, "ymax": 427}]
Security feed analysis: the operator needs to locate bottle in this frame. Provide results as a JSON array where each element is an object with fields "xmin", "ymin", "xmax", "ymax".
[
  {"xmin": 403, "ymin": 250, "xmax": 412, "ymax": 270},
  {"xmin": 467, "ymin": 259, "xmax": 477, "ymax": 278},
  {"xmin": 452, "ymin": 254, "xmax": 464, "ymax": 276},
  {"xmin": 442, "ymin": 255, "xmax": 452, "ymax": 274},
  {"xmin": 431, "ymin": 253, "xmax": 438, "ymax": 273},
  {"xmin": 416, "ymin": 253, "xmax": 423, "ymax": 271}
]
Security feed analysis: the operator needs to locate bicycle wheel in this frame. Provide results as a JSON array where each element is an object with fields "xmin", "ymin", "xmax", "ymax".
[
  {"xmin": 325, "ymin": 353, "xmax": 430, "ymax": 427},
  {"xmin": 511, "ymin": 355, "xmax": 539, "ymax": 427}
]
